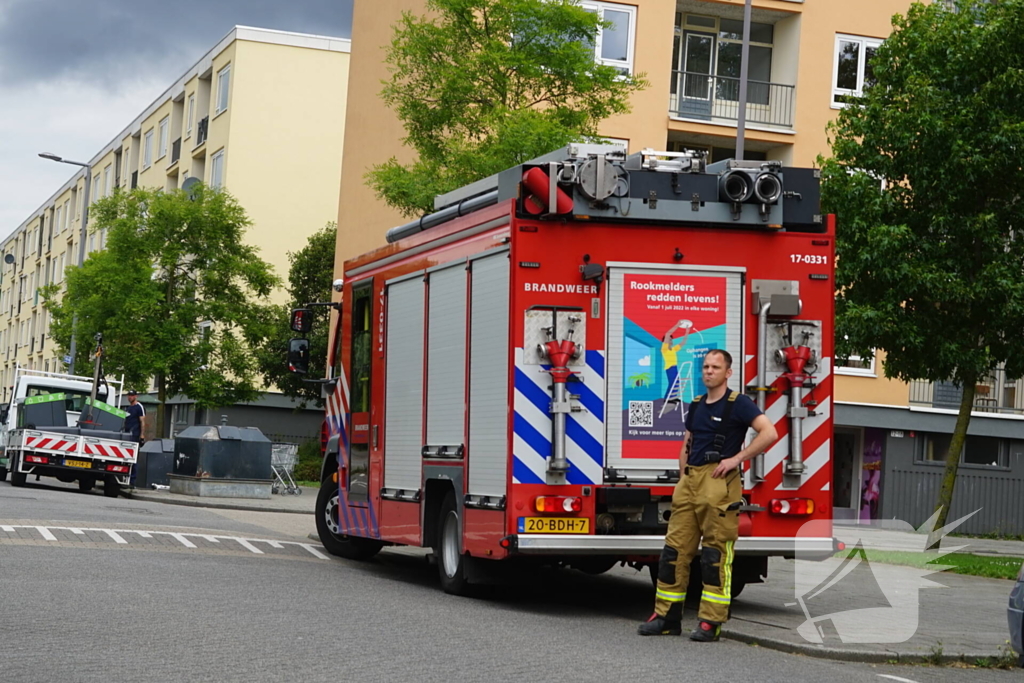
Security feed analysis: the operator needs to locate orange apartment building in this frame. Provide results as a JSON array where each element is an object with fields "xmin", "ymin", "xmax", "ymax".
[{"xmin": 332, "ymin": 0, "xmax": 1023, "ymax": 534}]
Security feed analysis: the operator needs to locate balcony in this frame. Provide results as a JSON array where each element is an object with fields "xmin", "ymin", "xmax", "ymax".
[
  {"xmin": 195, "ymin": 116, "xmax": 209, "ymax": 148},
  {"xmin": 170, "ymin": 137, "xmax": 181, "ymax": 166},
  {"xmin": 909, "ymin": 369, "xmax": 1024, "ymax": 416},
  {"xmin": 670, "ymin": 71, "xmax": 795, "ymax": 128}
]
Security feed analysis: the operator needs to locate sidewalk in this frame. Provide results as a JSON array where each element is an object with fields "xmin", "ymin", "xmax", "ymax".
[
  {"xmin": 128, "ymin": 486, "xmax": 317, "ymax": 515},
  {"xmin": 123, "ymin": 488, "xmax": 1020, "ymax": 664}
]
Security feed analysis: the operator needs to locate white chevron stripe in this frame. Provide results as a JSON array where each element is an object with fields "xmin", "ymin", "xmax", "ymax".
[
  {"xmin": 513, "ymin": 433, "xmax": 549, "ymax": 482},
  {"xmin": 821, "ymin": 482, "xmax": 830, "ymax": 491},
  {"xmin": 564, "ymin": 434, "xmax": 604, "ymax": 483},
  {"xmin": 778, "ymin": 439, "xmax": 830, "ymax": 491},
  {"xmin": 515, "ymin": 386, "xmax": 552, "ymax": 435}
]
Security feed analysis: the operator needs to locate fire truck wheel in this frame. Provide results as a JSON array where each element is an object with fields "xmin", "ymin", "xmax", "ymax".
[
  {"xmin": 315, "ymin": 478, "xmax": 382, "ymax": 560},
  {"xmin": 435, "ymin": 493, "xmax": 471, "ymax": 595},
  {"xmin": 78, "ymin": 477, "xmax": 95, "ymax": 493}
]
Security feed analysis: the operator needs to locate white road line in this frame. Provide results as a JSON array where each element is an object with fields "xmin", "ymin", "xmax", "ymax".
[
  {"xmin": 233, "ymin": 538, "xmax": 264, "ymax": 554},
  {"xmin": 300, "ymin": 543, "xmax": 330, "ymax": 560},
  {"xmin": 103, "ymin": 530, "xmax": 127, "ymax": 544},
  {"xmin": 877, "ymin": 675, "xmax": 920, "ymax": 683},
  {"xmin": 0, "ymin": 525, "xmax": 326, "ymax": 559},
  {"xmin": 167, "ymin": 533, "xmax": 197, "ymax": 549}
]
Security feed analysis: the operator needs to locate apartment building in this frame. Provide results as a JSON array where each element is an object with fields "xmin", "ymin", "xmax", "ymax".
[
  {"xmin": 333, "ymin": 0, "xmax": 1023, "ymax": 533},
  {"xmin": 1, "ymin": 26, "xmax": 350, "ymax": 443}
]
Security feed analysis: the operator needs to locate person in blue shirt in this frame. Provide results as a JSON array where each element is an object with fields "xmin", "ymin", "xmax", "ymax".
[
  {"xmin": 638, "ymin": 349, "xmax": 778, "ymax": 642},
  {"xmin": 124, "ymin": 390, "xmax": 146, "ymax": 443}
]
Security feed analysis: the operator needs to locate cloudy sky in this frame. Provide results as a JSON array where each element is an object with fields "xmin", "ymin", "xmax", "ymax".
[{"xmin": 0, "ymin": 0, "xmax": 353, "ymax": 241}]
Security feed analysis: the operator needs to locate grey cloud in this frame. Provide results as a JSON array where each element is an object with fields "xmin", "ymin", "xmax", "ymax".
[{"xmin": 0, "ymin": 0, "xmax": 352, "ymax": 89}]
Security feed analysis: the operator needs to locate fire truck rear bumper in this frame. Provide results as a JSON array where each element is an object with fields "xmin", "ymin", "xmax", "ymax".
[{"xmin": 509, "ymin": 535, "xmax": 838, "ymax": 560}]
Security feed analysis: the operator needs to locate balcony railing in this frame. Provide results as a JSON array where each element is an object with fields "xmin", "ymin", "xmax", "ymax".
[
  {"xmin": 670, "ymin": 71, "xmax": 795, "ymax": 128},
  {"xmin": 909, "ymin": 369, "xmax": 1024, "ymax": 416},
  {"xmin": 170, "ymin": 137, "xmax": 181, "ymax": 165}
]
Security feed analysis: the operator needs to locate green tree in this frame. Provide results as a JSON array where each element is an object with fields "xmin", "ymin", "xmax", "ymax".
[
  {"xmin": 43, "ymin": 184, "xmax": 280, "ymax": 437},
  {"xmin": 367, "ymin": 0, "xmax": 648, "ymax": 216},
  {"xmin": 819, "ymin": 0, "xmax": 1024, "ymax": 546},
  {"xmin": 254, "ymin": 222, "xmax": 337, "ymax": 408}
]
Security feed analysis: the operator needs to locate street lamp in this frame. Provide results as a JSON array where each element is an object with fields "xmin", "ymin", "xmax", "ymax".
[{"xmin": 38, "ymin": 152, "xmax": 91, "ymax": 375}]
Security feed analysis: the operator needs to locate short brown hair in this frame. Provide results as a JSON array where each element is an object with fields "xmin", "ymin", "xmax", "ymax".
[{"xmin": 704, "ymin": 349, "xmax": 733, "ymax": 368}]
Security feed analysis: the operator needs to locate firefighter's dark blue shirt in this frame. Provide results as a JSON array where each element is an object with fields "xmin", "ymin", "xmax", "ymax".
[{"xmin": 684, "ymin": 391, "xmax": 762, "ymax": 466}]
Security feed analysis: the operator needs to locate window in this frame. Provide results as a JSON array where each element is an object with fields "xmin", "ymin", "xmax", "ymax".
[
  {"xmin": 215, "ymin": 64, "xmax": 231, "ymax": 114},
  {"xmin": 581, "ymin": 2, "xmax": 636, "ymax": 76},
  {"xmin": 158, "ymin": 116, "xmax": 169, "ymax": 159},
  {"xmin": 210, "ymin": 148, "xmax": 225, "ymax": 188},
  {"xmin": 63, "ymin": 199, "xmax": 70, "ymax": 231},
  {"xmin": 54, "ymin": 206, "xmax": 62, "ymax": 237},
  {"xmin": 92, "ymin": 175, "xmax": 100, "ymax": 203},
  {"xmin": 143, "ymin": 129, "xmax": 154, "ymax": 169},
  {"xmin": 57, "ymin": 253, "xmax": 65, "ymax": 283},
  {"xmin": 675, "ymin": 14, "xmax": 775, "ymax": 106},
  {"xmin": 103, "ymin": 164, "xmax": 112, "ymax": 197},
  {"xmin": 837, "ymin": 353, "xmax": 876, "ymax": 376},
  {"xmin": 186, "ymin": 94, "xmax": 195, "ymax": 136},
  {"xmin": 832, "ymin": 34, "xmax": 883, "ymax": 106},
  {"xmin": 919, "ymin": 433, "xmax": 1008, "ymax": 468}
]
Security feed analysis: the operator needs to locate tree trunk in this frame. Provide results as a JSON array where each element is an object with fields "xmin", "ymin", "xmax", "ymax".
[{"xmin": 926, "ymin": 380, "xmax": 975, "ymax": 549}]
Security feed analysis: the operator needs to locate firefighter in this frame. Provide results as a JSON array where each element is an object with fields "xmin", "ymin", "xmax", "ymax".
[{"xmin": 638, "ymin": 349, "xmax": 778, "ymax": 642}]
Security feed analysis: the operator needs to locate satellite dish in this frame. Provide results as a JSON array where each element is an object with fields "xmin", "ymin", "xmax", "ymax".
[
  {"xmin": 3, "ymin": 254, "xmax": 14, "ymax": 265},
  {"xmin": 181, "ymin": 176, "xmax": 201, "ymax": 200}
]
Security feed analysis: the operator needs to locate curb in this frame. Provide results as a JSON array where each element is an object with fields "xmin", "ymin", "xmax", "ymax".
[
  {"xmin": 127, "ymin": 492, "xmax": 312, "ymax": 515},
  {"xmin": 723, "ymin": 628, "xmax": 1003, "ymax": 664}
]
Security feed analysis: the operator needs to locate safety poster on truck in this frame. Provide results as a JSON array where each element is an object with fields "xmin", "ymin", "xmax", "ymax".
[{"xmin": 606, "ymin": 265, "xmax": 744, "ymax": 468}]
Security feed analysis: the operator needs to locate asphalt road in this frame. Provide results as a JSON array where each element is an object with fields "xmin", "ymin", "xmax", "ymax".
[{"xmin": 0, "ymin": 480, "xmax": 1015, "ymax": 683}]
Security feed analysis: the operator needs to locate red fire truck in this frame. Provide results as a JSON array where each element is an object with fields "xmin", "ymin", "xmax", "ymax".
[{"xmin": 290, "ymin": 145, "xmax": 837, "ymax": 596}]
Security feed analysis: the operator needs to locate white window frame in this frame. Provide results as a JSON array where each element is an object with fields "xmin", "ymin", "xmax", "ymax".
[
  {"xmin": 836, "ymin": 353, "xmax": 876, "ymax": 377},
  {"xmin": 54, "ymin": 206, "xmax": 62, "ymax": 237},
  {"xmin": 143, "ymin": 129, "xmax": 154, "ymax": 169},
  {"xmin": 103, "ymin": 164, "xmax": 112, "ymax": 197},
  {"xmin": 832, "ymin": 33, "xmax": 884, "ymax": 108},
  {"xmin": 215, "ymin": 64, "xmax": 231, "ymax": 115},
  {"xmin": 210, "ymin": 148, "xmax": 225, "ymax": 188},
  {"xmin": 62, "ymin": 199, "xmax": 70, "ymax": 232},
  {"xmin": 158, "ymin": 116, "xmax": 169, "ymax": 159},
  {"xmin": 581, "ymin": 1, "xmax": 636, "ymax": 76},
  {"xmin": 92, "ymin": 175, "xmax": 101, "ymax": 204},
  {"xmin": 186, "ymin": 94, "xmax": 195, "ymax": 137}
]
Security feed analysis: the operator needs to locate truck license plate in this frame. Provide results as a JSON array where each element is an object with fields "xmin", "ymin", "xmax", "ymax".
[
  {"xmin": 518, "ymin": 517, "xmax": 590, "ymax": 534},
  {"xmin": 64, "ymin": 459, "xmax": 91, "ymax": 469}
]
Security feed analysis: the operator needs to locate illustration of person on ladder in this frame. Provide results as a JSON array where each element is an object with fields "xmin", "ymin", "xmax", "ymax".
[{"xmin": 661, "ymin": 320, "xmax": 694, "ymax": 414}]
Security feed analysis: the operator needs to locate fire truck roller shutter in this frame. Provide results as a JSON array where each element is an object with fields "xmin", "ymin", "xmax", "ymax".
[
  {"xmin": 468, "ymin": 249, "xmax": 510, "ymax": 497},
  {"xmin": 384, "ymin": 272, "xmax": 426, "ymax": 492},
  {"xmin": 426, "ymin": 262, "xmax": 468, "ymax": 451}
]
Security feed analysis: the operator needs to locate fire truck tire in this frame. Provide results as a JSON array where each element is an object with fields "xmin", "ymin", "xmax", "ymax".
[
  {"xmin": 435, "ymin": 493, "xmax": 471, "ymax": 595},
  {"xmin": 315, "ymin": 478, "xmax": 382, "ymax": 560},
  {"xmin": 78, "ymin": 477, "xmax": 95, "ymax": 493}
]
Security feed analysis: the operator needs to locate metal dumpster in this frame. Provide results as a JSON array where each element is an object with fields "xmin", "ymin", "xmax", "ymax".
[
  {"xmin": 136, "ymin": 438, "xmax": 174, "ymax": 488},
  {"xmin": 169, "ymin": 425, "xmax": 273, "ymax": 498}
]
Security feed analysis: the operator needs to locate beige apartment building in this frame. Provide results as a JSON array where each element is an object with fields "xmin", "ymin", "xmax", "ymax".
[
  {"xmin": 333, "ymin": 0, "xmax": 1024, "ymax": 533},
  {"xmin": 1, "ymin": 26, "xmax": 350, "ymax": 442}
]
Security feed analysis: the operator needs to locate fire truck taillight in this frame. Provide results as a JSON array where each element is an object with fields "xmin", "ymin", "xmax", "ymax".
[
  {"xmin": 769, "ymin": 498, "xmax": 815, "ymax": 515},
  {"xmin": 105, "ymin": 464, "xmax": 130, "ymax": 473},
  {"xmin": 534, "ymin": 496, "xmax": 583, "ymax": 514}
]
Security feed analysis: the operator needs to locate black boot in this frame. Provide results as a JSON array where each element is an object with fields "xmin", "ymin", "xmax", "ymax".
[
  {"xmin": 637, "ymin": 613, "xmax": 682, "ymax": 636},
  {"xmin": 689, "ymin": 619, "xmax": 721, "ymax": 642}
]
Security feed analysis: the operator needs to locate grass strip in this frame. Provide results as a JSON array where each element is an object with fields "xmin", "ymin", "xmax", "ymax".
[{"xmin": 837, "ymin": 549, "xmax": 1023, "ymax": 580}]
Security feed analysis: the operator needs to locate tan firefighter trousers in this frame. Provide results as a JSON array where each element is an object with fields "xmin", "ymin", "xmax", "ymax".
[{"xmin": 653, "ymin": 463, "xmax": 742, "ymax": 625}]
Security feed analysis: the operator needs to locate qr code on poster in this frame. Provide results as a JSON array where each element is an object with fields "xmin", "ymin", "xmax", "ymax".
[{"xmin": 628, "ymin": 401, "xmax": 654, "ymax": 427}]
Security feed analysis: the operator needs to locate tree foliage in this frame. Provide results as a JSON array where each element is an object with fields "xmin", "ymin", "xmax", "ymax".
[
  {"xmin": 819, "ymin": 0, "xmax": 1024, "ymax": 542},
  {"xmin": 254, "ymin": 222, "xmax": 337, "ymax": 408},
  {"xmin": 367, "ymin": 0, "xmax": 648, "ymax": 216},
  {"xmin": 43, "ymin": 185, "xmax": 280, "ymax": 435}
]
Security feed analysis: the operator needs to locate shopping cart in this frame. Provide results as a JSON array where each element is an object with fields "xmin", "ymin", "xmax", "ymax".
[{"xmin": 270, "ymin": 443, "xmax": 301, "ymax": 495}]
